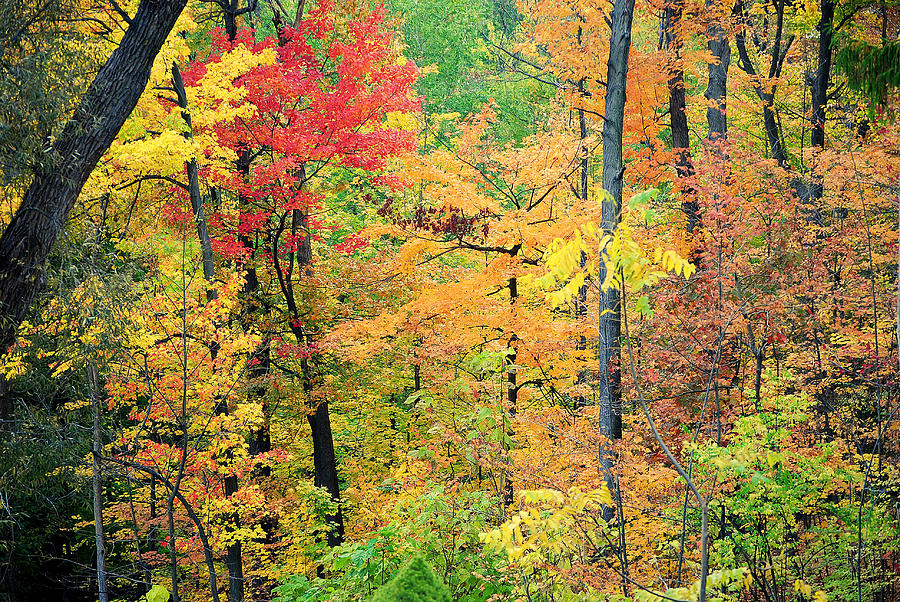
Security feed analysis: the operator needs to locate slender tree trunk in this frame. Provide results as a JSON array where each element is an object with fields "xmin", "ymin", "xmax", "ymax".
[
  {"xmin": 807, "ymin": 0, "xmax": 835, "ymax": 212},
  {"xmin": 810, "ymin": 0, "xmax": 835, "ymax": 151},
  {"xmin": 90, "ymin": 365, "xmax": 109, "ymax": 602},
  {"xmin": 223, "ymin": 471, "xmax": 244, "ymax": 602},
  {"xmin": 0, "ymin": 0, "xmax": 188, "ymax": 356},
  {"xmin": 503, "ymin": 277, "xmax": 519, "ymax": 507},
  {"xmin": 112, "ymin": 459, "xmax": 221, "ymax": 602},
  {"xmin": 290, "ymin": 198, "xmax": 345, "ymax": 546},
  {"xmin": 220, "ymin": 0, "xmax": 266, "ymax": 575},
  {"xmin": 247, "ymin": 346, "xmax": 272, "ymax": 462},
  {"xmin": 662, "ymin": 0, "xmax": 698, "ymax": 231},
  {"xmin": 307, "ymin": 397, "xmax": 345, "ymax": 546},
  {"xmin": 575, "ymin": 66, "xmax": 591, "ymax": 410},
  {"xmin": 167, "ymin": 488, "xmax": 179, "ymax": 602},
  {"xmin": 705, "ymin": 0, "xmax": 731, "ymax": 142},
  {"xmin": 172, "ymin": 63, "xmax": 217, "ymax": 298},
  {"xmin": 735, "ymin": 0, "xmax": 792, "ymax": 167},
  {"xmin": 598, "ymin": 0, "xmax": 636, "ymax": 513},
  {"xmin": 172, "ymin": 62, "xmax": 244, "ymax": 602}
]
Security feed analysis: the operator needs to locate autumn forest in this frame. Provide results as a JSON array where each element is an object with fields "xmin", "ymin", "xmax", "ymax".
[{"xmin": 0, "ymin": 0, "xmax": 898, "ymax": 600}]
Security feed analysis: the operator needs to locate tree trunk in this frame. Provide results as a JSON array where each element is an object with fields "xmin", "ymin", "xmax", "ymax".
[
  {"xmin": 171, "ymin": 63, "xmax": 217, "ymax": 299},
  {"xmin": 575, "ymin": 48, "xmax": 591, "ymax": 410},
  {"xmin": 705, "ymin": 0, "xmax": 731, "ymax": 141},
  {"xmin": 598, "ymin": 0, "xmax": 636, "ymax": 512},
  {"xmin": 307, "ymin": 397, "xmax": 345, "ymax": 546},
  {"xmin": 90, "ymin": 365, "xmax": 109, "ymax": 602},
  {"xmin": 503, "ymin": 277, "xmax": 519, "ymax": 507},
  {"xmin": 663, "ymin": 1, "xmax": 691, "ymax": 174},
  {"xmin": 172, "ymin": 62, "xmax": 244, "ymax": 602},
  {"xmin": 0, "ymin": 0, "xmax": 188, "ymax": 356},
  {"xmin": 810, "ymin": 0, "xmax": 835, "ymax": 151},
  {"xmin": 806, "ymin": 0, "xmax": 835, "ymax": 210},
  {"xmin": 223, "ymin": 0, "xmax": 257, "ymax": 41},
  {"xmin": 247, "ymin": 346, "xmax": 272, "ymax": 462},
  {"xmin": 662, "ymin": 0, "xmax": 699, "ymax": 231},
  {"xmin": 223, "ymin": 472, "xmax": 244, "ymax": 602},
  {"xmin": 290, "ymin": 202, "xmax": 345, "ymax": 546},
  {"xmin": 735, "ymin": 0, "xmax": 792, "ymax": 167}
]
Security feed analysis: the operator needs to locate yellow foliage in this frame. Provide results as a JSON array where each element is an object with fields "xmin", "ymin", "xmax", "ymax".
[
  {"xmin": 481, "ymin": 485, "xmax": 612, "ymax": 563},
  {"xmin": 537, "ymin": 188, "xmax": 695, "ymax": 308}
]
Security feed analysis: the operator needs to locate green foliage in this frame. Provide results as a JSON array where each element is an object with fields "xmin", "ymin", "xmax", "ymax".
[
  {"xmin": 370, "ymin": 556, "xmax": 451, "ymax": 602},
  {"xmin": 0, "ymin": 0, "xmax": 97, "ymax": 180},
  {"xmin": 389, "ymin": 0, "xmax": 492, "ymax": 115},
  {"xmin": 274, "ymin": 485, "xmax": 513, "ymax": 601},
  {"xmin": 144, "ymin": 584, "xmax": 171, "ymax": 602},
  {"xmin": 687, "ymin": 372, "xmax": 886, "ymax": 601},
  {"xmin": 835, "ymin": 39, "xmax": 900, "ymax": 113},
  {"xmin": 388, "ymin": 0, "xmax": 547, "ymax": 140},
  {"xmin": 0, "ymin": 371, "xmax": 95, "ymax": 598},
  {"xmin": 632, "ymin": 568, "xmax": 749, "ymax": 602}
]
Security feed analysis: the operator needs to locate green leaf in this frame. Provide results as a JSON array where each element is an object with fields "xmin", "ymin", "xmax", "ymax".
[
  {"xmin": 627, "ymin": 188, "xmax": 659, "ymax": 208},
  {"xmin": 635, "ymin": 295, "xmax": 654, "ymax": 318},
  {"xmin": 145, "ymin": 585, "xmax": 170, "ymax": 602}
]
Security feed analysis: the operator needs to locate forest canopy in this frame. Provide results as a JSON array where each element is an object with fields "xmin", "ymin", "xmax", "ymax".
[{"xmin": 0, "ymin": 0, "xmax": 899, "ymax": 601}]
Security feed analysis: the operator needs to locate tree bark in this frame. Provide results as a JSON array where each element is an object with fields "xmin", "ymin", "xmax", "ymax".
[
  {"xmin": 0, "ymin": 0, "xmax": 188, "ymax": 356},
  {"xmin": 662, "ymin": 0, "xmax": 699, "ymax": 231},
  {"xmin": 283, "ymin": 190, "xmax": 344, "ymax": 547},
  {"xmin": 223, "ymin": 472, "xmax": 244, "ymax": 602},
  {"xmin": 810, "ymin": 0, "xmax": 835, "ymax": 151},
  {"xmin": 172, "ymin": 62, "xmax": 244, "ymax": 602},
  {"xmin": 574, "ymin": 24, "xmax": 591, "ymax": 408},
  {"xmin": 90, "ymin": 365, "xmax": 109, "ymax": 602},
  {"xmin": 663, "ymin": 0, "xmax": 692, "ymax": 174},
  {"xmin": 171, "ymin": 63, "xmax": 218, "ymax": 299},
  {"xmin": 503, "ymin": 277, "xmax": 519, "ymax": 507},
  {"xmin": 705, "ymin": 0, "xmax": 731, "ymax": 142},
  {"xmin": 807, "ymin": 0, "xmax": 835, "ymax": 208},
  {"xmin": 307, "ymin": 398, "xmax": 345, "ymax": 546},
  {"xmin": 598, "ymin": 0, "xmax": 636, "ymax": 512},
  {"xmin": 735, "ymin": 0, "xmax": 792, "ymax": 167}
]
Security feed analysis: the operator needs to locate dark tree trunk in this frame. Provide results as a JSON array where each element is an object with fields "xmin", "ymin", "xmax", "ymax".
[
  {"xmin": 705, "ymin": 0, "xmax": 731, "ymax": 142},
  {"xmin": 598, "ymin": 0, "xmax": 636, "ymax": 513},
  {"xmin": 811, "ymin": 0, "xmax": 835, "ymax": 151},
  {"xmin": 235, "ymin": 152, "xmax": 272, "ymax": 474},
  {"xmin": 575, "ymin": 94, "xmax": 590, "ymax": 410},
  {"xmin": 212, "ymin": 393, "xmax": 244, "ymax": 602},
  {"xmin": 0, "ymin": 0, "xmax": 188, "ymax": 356},
  {"xmin": 222, "ymin": 472, "xmax": 244, "ymax": 602},
  {"xmin": 173, "ymin": 62, "xmax": 243, "ymax": 602},
  {"xmin": 247, "ymin": 344, "xmax": 272, "ymax": 461},
  {"xmin": 90, "ymin": 366, "xmax": 109, "ymax": 602},
  {"xmin": 171, "ymin": 63, "xmax": 217, "ymax": 298},
  {"xmin": 503, "ymin": 277, "xmax": 519, "ymax": 507},
  {"xmin": 662, "ymin": 0, "xmax": 698, "ymax": 231},
  {"xmin": 286, "ymin": 202, "xmax": 345, "ymax": 546},
  {"xmin": 574, "ymin": 24, "xmax": 590, "ymax": 411},
  {"xmin": 307, "ymin": 398, "xmax": 345, "ymax": 546},
  {"xmin": 663, "ymin": 1, "xmax": 691, "ymax": 173},
  {"xmin": 223, "ymin": 0, "xmax": 257, "ymax": 41},
  {"xmin": 735, "ymin": 0, "xmax": 792, "ymax": 167}
]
